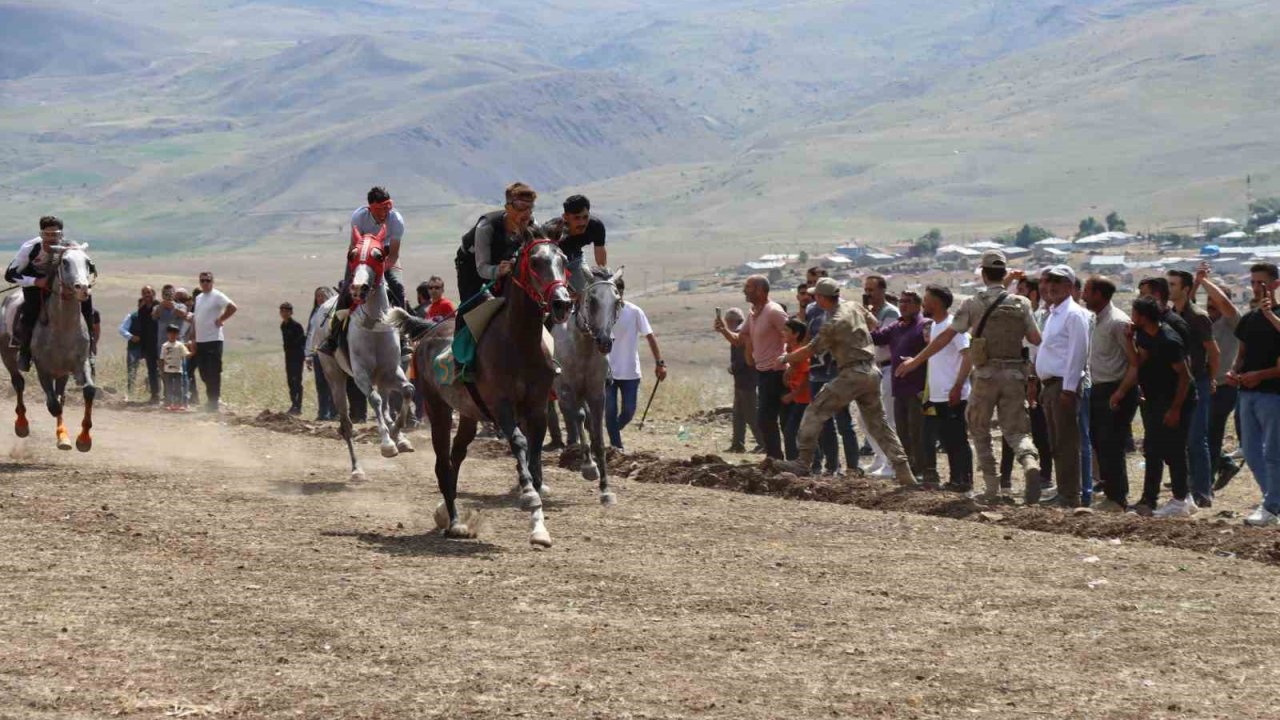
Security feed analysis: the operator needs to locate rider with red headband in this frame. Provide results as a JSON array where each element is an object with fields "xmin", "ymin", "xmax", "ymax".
[{"xmin": 319, "ymin": 186, "xmax": 406, "ymax": 355}]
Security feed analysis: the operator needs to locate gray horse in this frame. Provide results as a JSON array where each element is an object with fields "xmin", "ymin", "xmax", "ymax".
[
  {"xmin": 316, "ymin": 226, "xmax": 414, "ymax": 480},
  {"xmin": 552, "ymin": 266, "xmax": 623, "ymax": 505},
  {"xmin": 0, "ymin": 243, "xmax": 97, "ymax": 450}
]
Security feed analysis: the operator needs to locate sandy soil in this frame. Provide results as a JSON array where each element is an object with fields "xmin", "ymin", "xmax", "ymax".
[{"xmin": 3, "ymin": 406, "xmax": 1280, "ymax": 719}]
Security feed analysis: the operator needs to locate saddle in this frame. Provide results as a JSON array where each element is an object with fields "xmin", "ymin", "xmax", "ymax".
[{"xmin": 434, "ymin": 297, "xmax": 504, "ymax": 386}]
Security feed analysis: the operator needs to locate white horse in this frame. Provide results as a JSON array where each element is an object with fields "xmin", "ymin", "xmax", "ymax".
[
  {"xmin": 0, "ymin": 243, "xmax": 97, "ymax": 450},
  {"xmin": 316, "ymin": 226, "xmax": 414, "ymax": 479},
  {"xmin": 552, "ymin": 267, "xmax": 623, "ymax": 505}
]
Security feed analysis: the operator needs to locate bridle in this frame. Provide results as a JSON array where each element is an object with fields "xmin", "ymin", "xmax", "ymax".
[
  {"xmin": 510, "ymin": 239, "xmax": 567, "ymax": 315},
  {"xmin": 574, "ymin": 277, "xmax": 621, "ymax": 337},
  {"xmin": 348, "ymin": 227, "xmax": 387, "ymax": 302},
  {"xmin": 47, "ymin": 243, "xmax": 95, "ymax": 299}
]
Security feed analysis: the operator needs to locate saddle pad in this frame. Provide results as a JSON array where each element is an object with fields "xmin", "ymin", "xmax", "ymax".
[
  {"xmin": 433, "ymin": 345, "xmax": 460, "ymax": 386},
  {"xmin": 462, "ymin": 297, "xmax": 505, "ymax": 341}
]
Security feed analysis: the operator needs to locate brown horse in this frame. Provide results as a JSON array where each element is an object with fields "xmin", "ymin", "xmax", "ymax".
[{"xmin": 387, "ymin": 238, "xmax": 571, "ymax": 547}]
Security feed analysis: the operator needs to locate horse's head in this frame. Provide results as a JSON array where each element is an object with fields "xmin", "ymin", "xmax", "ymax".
[
  {"xmin": 514, "ymin": 238, "xmax": 572, "ymax": 324},
  {"xmin": 576, "ymin": 267, "xmax": 624, "ymax": 354},
  {"xmin": 51, "ymin": 243, "xmax": 95, "ymax": 301},
  {"xmin": 347, "ymin": 225, "xmax": 387, "ymax": 302}
]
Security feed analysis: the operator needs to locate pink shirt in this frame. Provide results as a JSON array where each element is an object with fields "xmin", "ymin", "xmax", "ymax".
[{"xmin": 746, "ymin": 300, "xmax": 788, "ymax": 372}]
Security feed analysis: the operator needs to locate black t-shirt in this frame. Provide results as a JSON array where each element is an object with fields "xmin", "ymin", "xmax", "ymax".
[
  {"xmin": 544, "ymin": 217, "xmax": 606, "ymax": 258},
  {"xmin": 1175, "ymin": 303, "xmax": 1213, "ymax": 379},
  {"xmin": 1136, "ymin": 323, "xmax": 1190, "ymax": 399},
  {"xmin": 1234, "ymin": 309, "xmax": 1280, "ymax": 394}
]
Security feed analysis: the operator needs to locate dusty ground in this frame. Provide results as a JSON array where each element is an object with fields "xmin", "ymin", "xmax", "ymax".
[{"xmin": 3, "ymin": 406, "xmax": 1280, "ymax": 719}]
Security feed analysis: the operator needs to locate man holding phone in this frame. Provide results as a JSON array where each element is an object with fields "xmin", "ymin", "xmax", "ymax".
[{"xmin": 1229, "ymin": 262, "xmax": 1280, "ymax": 526}]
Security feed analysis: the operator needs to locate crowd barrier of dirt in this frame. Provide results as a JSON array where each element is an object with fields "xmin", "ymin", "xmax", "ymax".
[{"xmin": 614, "ymin": 453, "xmax": 1280, "ymax": 567}]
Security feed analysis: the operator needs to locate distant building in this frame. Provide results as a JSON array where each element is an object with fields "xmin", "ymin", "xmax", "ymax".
[
  {"xmin": 1085, "ymin": 255, "xmax": 1127, "ymax": 272},
  {"xmin": 833, "ymin": 245, "xmax": 866, "ymax": 259},
  {"xmin": 819, "ymin": 254, "xmax": 854, "ymax": 269},
  {"xmin": 737, "ymin": 260, "xmax": 787, "ymax": 276},
  {"xmin": 1202, "ymin": 217, "xmax": 1240, "ymax": 234}
]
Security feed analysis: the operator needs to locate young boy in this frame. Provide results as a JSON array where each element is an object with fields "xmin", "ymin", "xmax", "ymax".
[
  {"xmin": 781, "ymin": 319, "xmax": 811, "ymax": 462},
  {"xmin": 160, "ymin": 324, "xmax": 190, "ymax": 410}
]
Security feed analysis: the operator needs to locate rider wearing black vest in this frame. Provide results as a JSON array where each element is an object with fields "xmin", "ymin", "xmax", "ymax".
[
  {"xmin": 4, "ymin": 216, "xmax": 94, "ymax": 372},
  {"xmin": 454, "ymin": 183, "xmax": 542, "ymax": 314}
]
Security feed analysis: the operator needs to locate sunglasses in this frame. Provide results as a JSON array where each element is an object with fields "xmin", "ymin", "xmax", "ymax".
[{"xmin": 199, "ymin": 277, "xmax": 213, "ymax": 282}]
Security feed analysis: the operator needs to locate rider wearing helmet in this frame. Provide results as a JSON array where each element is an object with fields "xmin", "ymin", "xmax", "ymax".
[
  {"xmin": 5, "ymin": 216, "xmax": 94, "ymax": 372},
  {"xmin": 318, "ymin": 186, "xmax": 406, "ymax": 355}
]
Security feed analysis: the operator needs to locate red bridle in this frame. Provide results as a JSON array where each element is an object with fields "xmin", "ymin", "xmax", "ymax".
[{"xmin": 510, "ymin": 239, "xmax": 567, "ymax": 314}]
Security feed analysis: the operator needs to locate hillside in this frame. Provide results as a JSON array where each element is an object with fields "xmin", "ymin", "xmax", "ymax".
[{"xmin": 0, "ymin": 0, "xmax": 1276, "ymax": 254}]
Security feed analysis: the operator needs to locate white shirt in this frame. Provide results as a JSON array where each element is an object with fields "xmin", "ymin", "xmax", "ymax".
[
  {"xmin": 1035, "ymin": 295, "xmax": 1091, "ymax": 393},
  {"xmin": 607, "ymin": 301, "xmax": 653, "ymax": 381},
  {"xmin": 6, "ymin": 238, "xmax": 47, "ymax": 287},
  {"xmin": 193, "ymin": 288, "xmax": 232, "ymax": 343},
  {"xmin": 925, "ymin": 314, "xmax": 971, "ymax": 403}
]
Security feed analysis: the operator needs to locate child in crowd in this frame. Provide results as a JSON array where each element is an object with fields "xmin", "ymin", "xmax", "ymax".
[
  {"xmin": 781, "ymin": 319, "xmax": 811, "ymax": 461},
  {"xmin": 160, "ymin": 324, "xmax": 190, "ymax": 411}
]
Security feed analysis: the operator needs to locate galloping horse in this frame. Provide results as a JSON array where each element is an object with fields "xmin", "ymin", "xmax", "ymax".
[
  {"xmin": 317, "ymin": 225, "xmax": 415, "ymax": 479},
  {"xmin": 552, "ymin": 266, "xmax": 624, "ymax": 505},
  {"xmin": 0, "ymin": 243, "xmax": 97, "ymax": 450},
  {"xmin": 389, "ymin": 238, "xmax": 572, "ymax": 547}
]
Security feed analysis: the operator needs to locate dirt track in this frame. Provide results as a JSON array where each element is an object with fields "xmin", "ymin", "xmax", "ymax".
[{"xmin": 3, "ymin": 408, "xmax": 1280, "ymax": 719}]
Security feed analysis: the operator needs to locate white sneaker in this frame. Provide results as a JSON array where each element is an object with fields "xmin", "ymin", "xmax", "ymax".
[
  {"xmin": 1153, "ymin": 498, "xmax": 1196, "ymax": 518},
  {"xmin": 1244, "ymin": 506, "xmax": 1280, "ymax": 527}
]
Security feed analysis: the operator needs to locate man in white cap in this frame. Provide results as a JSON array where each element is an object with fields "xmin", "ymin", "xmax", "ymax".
[
  {"xmin": 1035, "ymin": 264, "xmax": 1091, "ymax": 508},
  {"xmin": 898, "ymin": 250, "xmax": 1042, "ymax": 503},
  {"xmin": 774, "ymin": 278, "xmax": 916, "ymax": 486}
]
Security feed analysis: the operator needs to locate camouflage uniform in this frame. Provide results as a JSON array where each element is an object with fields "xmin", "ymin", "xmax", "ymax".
[
  {"xmin": 951, "ymin": 283, "xmax": 1042, "ymax": 500},
  {"xmin": 794, "ymin": 299, "xmax": 915, "ymax": 485}
]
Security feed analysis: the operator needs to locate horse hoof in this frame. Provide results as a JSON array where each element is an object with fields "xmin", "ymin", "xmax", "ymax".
[
  {"xmin": 519, "ymin": 488, "xmax": 542, "ymax": 511},
  {"xmin": 14, "ymin": 419, "xmax": 28, "ymax": 438},
  {"xmin": 445, "ymin": 523, "xmax": 476, "ymax": 539},
  {"xmin": 350, "ymin": 469, "xmax": 367, "ymax": 482},
  {"xmin": 56, "ymin": 433, "xmax": 72, "ymax": 451},
  {"xmin": 530, "ymin": 529, "xmax": 552, "ymax": 548},
  {"xmin": 600, "ymin": 491, "xmax": 617, "ymax": 507},
  {"xmin": 582, "ymin": 464, "xmax": 600, "ymax": 482},
  {"xmin": 380, "ymin": 444, "xmax": 399, "ymax": 458},
  {"xmin": 75, "ymin": 433, "xmax": 92, "ymax": 452},
  {"xmin": 395, "ymin": 439, "xmax": 414, "ymax": 453},
  {"xmin": 537, "ymin": 483, "xmax": 551, "ymax": 499}
]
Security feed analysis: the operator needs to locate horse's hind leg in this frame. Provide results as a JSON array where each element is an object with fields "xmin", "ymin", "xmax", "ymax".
[
  {"xmin": 497, "ymin": 401, "xmax": 538, "ymax": 511},
  {"xmin": 10, "ymin": 363, "xmax": 28, "ymax": 438},
  {"xmin": 393, "ymin": 381, "xmax": 415, "ymax": 454},
  {"xmin": 76, "ymin": 363, "xmax": 94, "ymax": 452}
]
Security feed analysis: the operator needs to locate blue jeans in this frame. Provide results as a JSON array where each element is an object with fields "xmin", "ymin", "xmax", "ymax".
[
  {"xmin": 1078, "ymin": 387, "xmax": 1093, "ymax": 505},
  {"xmin": 1187, "ymin": 377, "xmax": 1214, "ymax": 503},
  {"xmin": 783, "ymin": 401, "xmax": 808, "ymax": 461},
  {"xmin": 1239, "ymin": 391, "xmax": 1280, "ymax": 514},
  {"xmin": 606, "ymin": 378, "xmax": 641, "ymax": 449}
]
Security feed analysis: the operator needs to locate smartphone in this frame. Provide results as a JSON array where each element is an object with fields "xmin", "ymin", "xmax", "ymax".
[{"xmin": 715, "ymin": 307, "xmax": 722, "ymax": 321}]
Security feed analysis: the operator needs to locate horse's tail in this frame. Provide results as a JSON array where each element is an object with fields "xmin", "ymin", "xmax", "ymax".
[{"xmin": 382, "ymin": 307, "xmax": 436, "ymax": 340}]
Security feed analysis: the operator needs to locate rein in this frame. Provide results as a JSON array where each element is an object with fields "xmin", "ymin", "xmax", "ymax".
[{"xmin": 510, "ymin": 239, "xmax": 567, "ymax": 315}]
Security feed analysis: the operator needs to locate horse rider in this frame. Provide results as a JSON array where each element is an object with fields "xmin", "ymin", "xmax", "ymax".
[
  {"xmin": 318, "ymin": 186, "xmax": 406, "ymax": 355},
  {"xmin": 6, "ymin": 215, "xmax": 94, "ymax": 372},
  {"xmin": 541, "ymin": 194, "xmax": 607, "ymax": 297},
  {"xmin": 774, "ymin": 278, "xmax": 917, "ymax": 486},
  {"xmin": 455, "ymin": 182, "xmax": 543, "ymax": 311}
]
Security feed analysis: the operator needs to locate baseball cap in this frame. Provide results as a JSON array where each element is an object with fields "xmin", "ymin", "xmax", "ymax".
[
  {"xmin": 980, "ymin": 250, "xmax": 1007, "ymax": 269},
  {"xmin": 1045, "ymin": 264, "xmax": 1077, "ymax": 284},
  {"xmin": 813, "ymin": 278, "xmax": 842, "ymax": 297}
]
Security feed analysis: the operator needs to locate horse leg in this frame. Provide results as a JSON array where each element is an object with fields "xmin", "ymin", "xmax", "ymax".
[
  {"xmin": 427, "ymin": 400, "xmax": 475, "ymax": 538},
  {"xmin": 365, "ymin": 387, "xmax": 398, "ymax": 458},
  {"xmin": 587, "ymin": 395, "xmax": 614, "ymax": 506},
  {"xmin": 522, "ymin": 404, "xmax": 553, "ymax": 549},
  {"xmin": 569, "ymin": 393, "xmax": 598, "ymax": 483},
  {"xmin": 328, "ymin": 367, "xmax": 363, "ymax": 480},
  {"xmin": 393, "ymin": 380, "xmax": 415, "ymax": 454},
  {"xmin": 497, "ymin": 401, "xmax": 539, "ymax": 511},
  {"xmin": 76, "ymin": 363, "xmax": 95, "ymax": 452},
  {"xmin": 11, "ymin": 365, "xmax": 27, "ymax": 438},
  {"xmin": 46, "ymin": 375, "xmax": 70, "ymax": 450}
]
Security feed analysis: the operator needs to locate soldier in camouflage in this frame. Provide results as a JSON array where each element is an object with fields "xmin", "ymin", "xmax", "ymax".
[
  {"xmin": 773, "ymin": 278, "xmax": 916, "ymax": 486},
  {"xmin": 897, "ymin": 250, "xmax": 1043, "ymax": 503}
]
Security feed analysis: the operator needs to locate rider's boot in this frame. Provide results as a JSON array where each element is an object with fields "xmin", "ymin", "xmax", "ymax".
[
  {"xmin": 16, "ymin": 325, "xmax": 32, "ymax": 372},
  {"xmin": 317, "ymin": 316, "xmax": 341, "ymax": 356}
]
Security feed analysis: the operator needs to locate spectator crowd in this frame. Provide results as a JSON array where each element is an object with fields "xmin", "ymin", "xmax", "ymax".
[{"xmin": 716, "ymin": 258, "xmax": 1280, "ymax": 527}]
